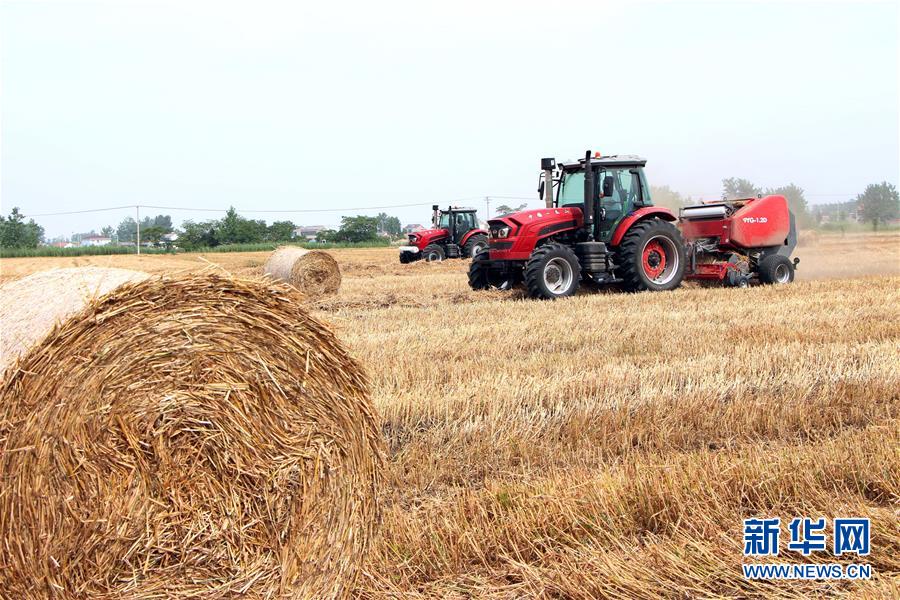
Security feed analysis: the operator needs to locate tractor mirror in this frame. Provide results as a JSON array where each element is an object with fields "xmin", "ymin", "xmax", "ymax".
[
  {"xmin": 602, "ymin": 176, "xmax": 614, "ymax": 197},
  {"xmin": 537, "ymin": 180, "xmax": 545, "ymax": 198}
]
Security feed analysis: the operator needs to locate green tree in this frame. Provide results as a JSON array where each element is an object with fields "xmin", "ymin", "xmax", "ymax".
[
  {"xmin": 267, "ymin": 220, "xmax": 296, "ymax": 241},
  {"xmin": 179, "ymin": 220, "xmax": 219, "ymax": 249},
  {"xmin": 141, "ymin": 225, "xmax": 166, "ymax": 246},
  {"xmin": 100, "ymin": 225, "xmax": 115, "ymax": 239},
  {"xmin": 765, "ymin": 183, "xmax": 810, "ymax": 227},
  {"xmin": 333, "ymin": 215, "xmax": 378, "ymax": 242},
  {"xmin": 117, "ymin": 217, "xmax": 138, "ymax": 243},
  {"xmin": 218, "ymin": 207, "xmax": 267, "ymax": 244},
  {"xmin": 494, "ymin": 203, "xmax": 527, "ymax": 217},
  {"xmin": 140, "ymin": 214, "xmax": 173, "ymax": 232},
  {"xmin": 722, "ymin": 178, "xmax": 761, "ymax": 200},
  {"xmin": 649, "ymin": 185, "xmax": 685, "ymax": 211},
  {"xmin": 857, "ymin": 182, "xmax": 899, "ymax": 231},
  {"xmin": 375, "ymin": 213, "xmax": 402, "ymax": 236},
  {"xmin": 316, "ymin": 229, "xmax": 338, "ymax": 243},
  {"xmin": 0, "ymin": 207, "xmax": 44, "ymax": 248}
]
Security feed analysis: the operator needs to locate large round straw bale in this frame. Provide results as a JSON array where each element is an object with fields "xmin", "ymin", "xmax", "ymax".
[
  {"xmin": 0, "ymin": 269, "xmax": 383, "ymax": 598},
  {"xmin": 264, "ymin": 246, "xmax": 341, "ymax": 296}
]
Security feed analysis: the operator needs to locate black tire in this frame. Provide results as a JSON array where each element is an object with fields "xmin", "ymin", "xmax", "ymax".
[
  {"xmin": 468, "ymin": 252, "xmax": 517, "ymax": 290},
  {"xmin": 463, "ymin": 234, "xmax": 489, "ymax": 258},
  {"xmin": 468, "ymin": 251, "xmax": 491, "ymax": 290},
  {"xmin": 615, "ymin": 219, "xmax": 686, "ymax": 292},
  {"xmin": 524, "ymin": 243, "xmax": 580, "ymax": 299},
  {"xmin": 399, "ymin": 252, "xmax": 412, "ymax": 264},
  {"xmin": 757, "ymin": 254, "xmax": 794, "ymax": 284},
  {"xmin": 422, "ymin": 244, "xmax": 445, "ymax": 262}
]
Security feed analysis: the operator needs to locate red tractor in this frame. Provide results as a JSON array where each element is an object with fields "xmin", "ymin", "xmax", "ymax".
[
  {"xmin": 399, "ymin": 205, "xmax": 489, "ymax": 263},
  {"xmin": 469, "ymin": 151, "xmax": 799, "ymax": 299}
]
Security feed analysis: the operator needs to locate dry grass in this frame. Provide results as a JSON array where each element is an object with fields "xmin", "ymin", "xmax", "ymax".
[{"xmin": 1, "ymin": 232, "xmax": 898, "ymax": 598}]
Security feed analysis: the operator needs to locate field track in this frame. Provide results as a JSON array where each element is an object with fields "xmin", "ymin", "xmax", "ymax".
[{"xmin": 1, "ymin": 231, "xmax": 898, "ymax": 598}]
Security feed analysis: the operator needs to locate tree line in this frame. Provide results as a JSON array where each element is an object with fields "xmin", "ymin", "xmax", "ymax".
[{"xmin": 0, "ymin": 206, "xmax": 405, "ymax": 250}]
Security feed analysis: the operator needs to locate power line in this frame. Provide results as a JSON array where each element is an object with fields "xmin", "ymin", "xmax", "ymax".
[
  {"xmin": 23, "ymin": 205, "xmax": 137, "ymax": 217},
  {"xmin": 22, "ymin": 198, "xmax": 485, "ymax": 219}
]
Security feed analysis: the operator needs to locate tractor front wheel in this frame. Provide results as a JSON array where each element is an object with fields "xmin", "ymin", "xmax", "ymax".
[
  {"xmin": 616, "ymin": 219, "xmax": 686, "ymax": 292},
  {"xmin": 524, "ymin": 243, "xmax": 580, "ymax": 299},
  {"xmin": 757, "ymin": 254, "xmax": 794, "ymax": 284},
  {"xmin": 422, "ymin": 244, "xmax": 446, "ymax": 262},
  {"xmin": 468, "ymin": 252, "xmax": 517, "ymax": 290}
]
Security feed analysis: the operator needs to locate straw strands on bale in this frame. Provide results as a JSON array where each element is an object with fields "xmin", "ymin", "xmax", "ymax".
[
  {"xmin": 264, "ymin": 246, "xmax": 341, "ymax": 296},
  {"xmin": 0, "ymin": 269, "xmax": 384, "ymax": 598}
]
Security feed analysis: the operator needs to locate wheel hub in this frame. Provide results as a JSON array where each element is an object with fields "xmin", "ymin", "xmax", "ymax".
[
  {"xmin": 642, "ymin": 240, "xmax": 667, "ymax": 279},
  {"xmin": 543, "ymin": 257, "xmax": 574, "ymax": 295},
  {"xmin": 639, "ymin": 235, "xmax": 680, "ymax": 285}
]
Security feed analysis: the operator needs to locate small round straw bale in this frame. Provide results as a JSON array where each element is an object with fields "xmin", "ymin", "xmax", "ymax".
[
  {"xmin": 0, "ymin": 269, "xmax": 383, "ymax": 598},
  {"xmin": 264, "ymin": 246, "xmax": 341, "ymax": 296}
]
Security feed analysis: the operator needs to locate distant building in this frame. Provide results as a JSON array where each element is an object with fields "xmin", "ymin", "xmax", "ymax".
[
  {"xmin": 293, "ymin": 225, "xmax": 326, "ymax": 240},
  {"xmin": 162, "ymin": 232, "xmax": 179, "ymax": 243},
  {"xmin": 402, "ymin": 224, "xmax": 424, "ymax": 234},
  {"xmin": 50, "ymin": 241, "xmax": 75, "ymax": 248},
  {"xmin": 80, "ymin": 236, "xmax": 112, "ymax": 247}
]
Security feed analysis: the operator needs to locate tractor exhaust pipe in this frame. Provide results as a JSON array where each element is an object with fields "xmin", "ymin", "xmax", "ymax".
[
  {"xmin": 432, "ymin": 204, "xmax": 439, "ymax": 228},
  {"xmin": 583, "ymin": 150, "xmax": 594, "ymax": 240}
]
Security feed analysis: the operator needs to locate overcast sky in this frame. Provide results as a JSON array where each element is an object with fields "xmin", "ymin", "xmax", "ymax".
[{"xmin": 1, "ymin": 0, "xmax": 898, "ymax": 238}]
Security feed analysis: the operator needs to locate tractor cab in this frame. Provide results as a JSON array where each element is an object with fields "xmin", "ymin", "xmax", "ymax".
[
  {"xmin": 554, "ymin": 155, "xmax": 653, "ymax": 243},
  {"xmin": 435, "ymin": 207, "xmax": 479, "ymax": 245}
]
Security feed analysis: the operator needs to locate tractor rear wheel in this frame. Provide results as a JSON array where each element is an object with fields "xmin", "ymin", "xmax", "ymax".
[
  {"xmin": 524, "ymin": 243, "xmax": 580, "ymax": 299},
  {"xmin": 463, "ymin": 234, "xmax": 489, "ymax": 258},
  {"xmin": 758, "ymin": 254, "xmax": 794, "ymax": 284},
  {"xmin": 616, "ymin": 219, "xmax": 686, "ymax": 292},
  {"xmin": 422, "ymin": 244, "xmax": 445, "ymax": 262}
]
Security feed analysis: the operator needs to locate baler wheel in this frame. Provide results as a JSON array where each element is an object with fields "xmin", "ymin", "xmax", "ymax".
[
  {"xmin": 615, "ymin": 219, "xmax": 686, "ymax": 292},
  {"xmin": 524, "ymin": 243, "xmax": 580, "ymax": 299},
  {"xmin": 758, "ymin": 254, "xmax": 795, "ymax": 284}
]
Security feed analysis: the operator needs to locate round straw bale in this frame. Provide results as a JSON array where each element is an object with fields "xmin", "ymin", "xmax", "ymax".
[
  {"xmin": 264, "ymin": 246, "xmax": 341, "ymax": 296},
  {"xmin": 0, "ymin": 267, "xmax": 149, "ymax": 375},
  {"xmin": 0, "ymin": 270, "xmax": 383, "ymax": 598}
]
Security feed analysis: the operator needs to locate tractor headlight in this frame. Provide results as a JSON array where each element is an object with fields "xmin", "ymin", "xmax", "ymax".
[
  {"xmin": 496, "ymin": 226, "xmax": 511, "ymax": 238},
  {"xmin": 408, "ymin": 234, "xmax": 418, "ymax": 244}
]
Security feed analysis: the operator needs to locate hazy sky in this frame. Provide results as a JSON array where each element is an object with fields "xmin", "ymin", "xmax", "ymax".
[{"xmin": 2, "ymin": 0, "xmax": 898, "ymax": 238}]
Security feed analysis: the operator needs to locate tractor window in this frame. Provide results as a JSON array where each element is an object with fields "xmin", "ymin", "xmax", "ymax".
[
  {"xmin": 639, "ymin": 170, "xmax": 652, "ymax": 204},
  {"xmin": 438, "ymin": 212, "xmax": 451, "ymax": 229},
  {"xmin": 558, "ymin": 171, "xmax": 588, "ymax": 207},
  {"xmin": 598, "ymin": 168, "xmax": 637, "ymax": 239}
]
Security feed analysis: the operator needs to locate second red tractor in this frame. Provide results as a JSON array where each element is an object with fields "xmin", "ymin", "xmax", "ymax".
[{"xmin": 399, "ymin": 205, "xmax": 488, "ymax": 263}]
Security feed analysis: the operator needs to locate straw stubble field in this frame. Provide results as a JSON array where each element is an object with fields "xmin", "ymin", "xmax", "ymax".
[{"xmin": 1, "ymin": 231, "xmax": 898, "ymax": 598}]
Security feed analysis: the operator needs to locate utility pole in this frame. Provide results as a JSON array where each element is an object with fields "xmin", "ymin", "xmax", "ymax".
[
  {"xmin": 136, "ymin": 205, "xmax": 141, "ymax": 256},
  {"xmin": 484, "ymin": 196, "xmax": 491, "ymax": 219}
]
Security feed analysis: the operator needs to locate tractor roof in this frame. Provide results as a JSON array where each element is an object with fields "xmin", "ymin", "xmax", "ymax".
[
  {"xmin": 560, "ymin": 154, "xmax": 647, "ymax": 169},
  {"xmin": 444, "ymin": 206, "xmax": 477, "ymax": 212}
]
